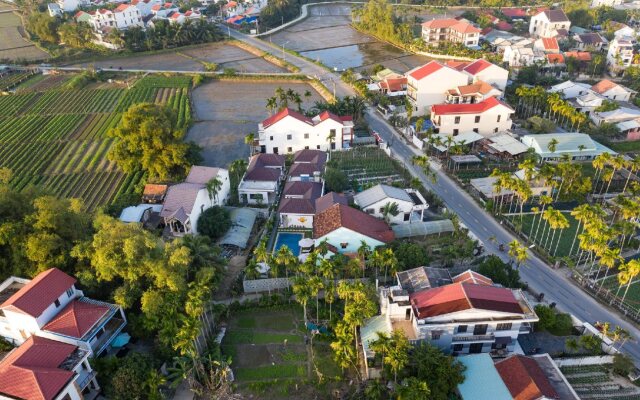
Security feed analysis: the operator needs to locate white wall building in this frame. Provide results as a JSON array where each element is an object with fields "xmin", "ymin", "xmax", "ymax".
[
  {"xmin": 548, "ymin": 80, "xmax": 593, "ymax": 99},
  {"xmin": 421, "ymin": 18, "xmax": 481, "ymax": 48},
  {"xmin": 406, "ymin": 61, "xmax": 469, "ymax": 116},
  {"xmin": 521, "ymin": 133, "xmax": 616, "ymax": 161},
  {"xmin": 354, "ymin": 184, "xmax": 428, "ymax": 224},
  {"xmin": 431, "ymin": 97, "xmax": 514, "ymax": 137},
  {"xmin": 529, "ymin": 9, "xmax": 571, "ymax": 37},
  {"xmin": 238, "ymin": 153, "xmax": 285, "ymax": 205},
  {"xmin": 591, "ymin": 79, "xmax": 637, "ymax": 102},
  {"xmin": 131, "ymin": 0, "xmax": 162, "ymax": 16},
  {"xmin": 88, "ymin": 4, "xmax": 144, "ymax": 31},
  {"xmin": 457, "ymin": 59, "xmax": 509, "ymax": 92},
  {"xmin": 258, "ymin": 108, "xmax": 354, "ymax": 154},
  {"xmin": 607, "ymin": 36, "xmax": 635, "ymax": 73},
  {"xmin": 160, "ymin": 166, "xmax": 230, "ymax": 236}
]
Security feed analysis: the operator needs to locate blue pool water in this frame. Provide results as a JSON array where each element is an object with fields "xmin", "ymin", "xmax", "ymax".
[{"xmin": 274, "ymin": 232, "xmax": 304, "ymax": 255}]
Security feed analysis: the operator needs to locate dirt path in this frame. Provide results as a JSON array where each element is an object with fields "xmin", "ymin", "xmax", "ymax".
[{"xmin": 213, "ymin": 255, "xmax": 247, "ymax": 300}]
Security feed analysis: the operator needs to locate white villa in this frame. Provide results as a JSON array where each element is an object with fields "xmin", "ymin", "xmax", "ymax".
[
  {"xmin": 421, "ymin": 18, "xmax": 481, "ymax": 48},
  {"xmin": 406, "ymin": 61, "xmax": 469, "ymax": 116},
  {"xmin": 431, "ymin": 97, "xmax": 514, "ymax": 137},
  {"xmin": 607, "ymin": 36, "xmax": 635, "ymax": 74},
  {"xmin": 160, "ymin": 166, "xmax": 230, "ymax": 236},
  {"xmin": 529, "ymin": 9, "xmax": 571, "ymax": 38},
  {"xmin": 354, "ymin": 184, "xmax": 428, "ymax": 224},
  {"xmin": 257, "ymin": 108, "xmax": 354, "ymax": 154},
  {"xmin": 591, "ymin": 79, "xmax": 637, "ymax": 102}
]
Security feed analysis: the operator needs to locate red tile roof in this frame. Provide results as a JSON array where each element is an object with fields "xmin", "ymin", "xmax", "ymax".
[
  {"xmin": 540, "ymin": 37, "xmax": 559, "ymax": 51},
  {"xmin": 244, "ymin": 154, "xmax": 285, "ymax": 182},
  {"xmin": 591, "ymin": 79, "xmax": 619, "ymax": 94},
  {"xmin": 0, "ymin": 336, "xmax": 77, "ymax": 400},
  {"xmin": 262, "ymin": 108, "xmax": 312, "ymax": 128},
  {"xmin": 422, "ymin": 18, "xmax": 460, "ymax": 29},
  {"xmin": 431, "ymin": 97, "xmax": 512, "ymax": 116},
  {"xmin": 410, "ymin": 283, "xmax": 522, "ymax": 319},
  {"xmin": 289, "ymin": 162, "xmax": 323, "ymax": 178},
  {"xmin": 546, "ymin": 54, "xmax": 565, "ymax": 64},
  {"xmin": 452, "ymin": 270, "xmax": 493, "ymax": 286},
  {"xmin": 114, "ymin": 3, "xmax": 131, "ymax": 12},
  {"xmin": 1, "ymin": 268, "xmax": 76, "ymax": 317},
  {"xmin": 501, "ymin": 8, "xmax": 527, "ymax": 18},
  {"xmin": 279, "ymin": 198, "xmax": 316, "ymax": 214},
  {"xmin": 313, "ymin": 204, "xmax": 394, "ymax": 243},
  {"xmin": 42, "ymin": 299, "xmax": 110, "ymax": 339},
  {"xmin": 408, "ymin": 61, "xmax": 444, "ymax": 80},
  {"xmin": 380, "ymin": 77, "xmax": 407, "ymax": 92},
  {"xmin": 495, "ymin": 355, "xmax": 560, "ymax": 400},
  {"xmin": 316, "ymin": 110, "xmax": 344, "ymax": 125},
  {"xmin": 564, "ymin": 51, "xmax": 591, "ymax": 61},
  {"xmin": 495, "ymin": 21, "xmax": 513, "ymax": 31},
  {"xmin": 463, "ymin": 59, "xmax": 494, "ymax": 75},
  {"xmin": 293, "ymin": 149, "xmax": 327, "ymax": 164},
  {"xmin": 315, "ymin": 192, "xmax": 348, "ymax": 214},
  {"xmin": 283, "ymin": 181, "xmax": 323, "ymax": 199}
]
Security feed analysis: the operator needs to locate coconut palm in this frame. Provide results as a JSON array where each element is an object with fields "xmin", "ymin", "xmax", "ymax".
[
  {"xmin": 229, "ymin": 158, "xmax": 247, "ymax": 185},
  {"xmin": 205, "ymin": 177, "xmax": 223, "ymax": 205},
  {"xmin": 549, "ymin": 211, "xmax": 570, "ymax": 257},
  {"xmin": 597, "ymin": 248, "xmax": 623, "ymax": 290},
  {"xmin": 357, "ymin": 241, "xmax": 371, "ymax": 278},
  {"xmin": 381, "ymin": 201, "xmax": 400, "ymax": 223},
  {"xmin": 275, "ymin": 245, "xmax": 297, "ymax": 280},
  {"xmin": 605, "ymin": 155, "xmax": 627, "ymax": 195},
  {"xmin": 508, "ymin": 240, "xmax": 528, "ymax": 269},
  {"xmin": 244, "ymin": 133, "xmax": 255, "ymax": 156},
  {"xmin": 369, "ymin": 331, "xmax": 391, "ymax": 373},
  {"xmin": 266, "ymin": 97, "xmax": 278, "ymax": 115},
  {"xmin": 592, "ymin": 152, "xmax": 612, "ymax": 194},
  {"xmin": 569, "ymin": 204, "xmax": 600, "ymax": 257},
  {"xmin": 622, "ymin": 156, "xmax": 640, "ymax": 194},
  {"xmin": 619, "ymin": 260, "xmax": 640, "ymax": 303},
  {"xmin": 547, "ymin": 138, "xmax": 559, "ymax": 155},
  {"xmin": 292, "ymin": 276, "xmax": 312, "ymax": 324},
  {"xmin": 382, "ymin": 248, "xmax": 399, "ymax": 283},
  {"xmin": 308, "ymin": 275, "xmax": 323, "ymax": 321}
]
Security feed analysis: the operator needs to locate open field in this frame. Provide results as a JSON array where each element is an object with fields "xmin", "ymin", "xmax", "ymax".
[
  {"xmin": 0, "ymin": 73, "xmax": 191, "ymax": 210},
  {"xmin": 609, "ymin": 140, "xmax": 640, "ymax": 154},
  {"xmin": 267, "ymin": 3, "xmax": 431, "ymax": 72},
  {"xmin": 69, "ymin": 42, "xmax": 286, "ymax": 73},
  {"xmin": 221, "ymin": 305, "xmax": 343, "ymax": 399},
  {"xmin": 0, "ymin": 12, "xmax": 49, "ymax": 62},
  {"xmin": 602, "ymin": 275, "xmax": 640, "ymax": 313},
  {"xmin": 506, "ymin": 211, "xmax": 580, "ymax": 259},
  {"xmin": 561, "ymin": 364, "xmax": 640, "ymax": 399},
  {"xmin": 187, "ymin": 80, "xmax": 323, "ymax": 167}
]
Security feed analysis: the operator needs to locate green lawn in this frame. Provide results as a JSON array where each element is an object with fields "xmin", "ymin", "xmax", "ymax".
[
  {"xmin": 507, "ymin": 211, "xmax": 580, "ymax": 258},
  {"xmin": 223, "ymin": 329, "xmax": 303, "ymax": 345},
  {"xmin": 601, "ymin": 275, "xmax": 640, "ymax": 313},
  {"xmin": 608, "ymin": 140, "xmax": 640, "ymax": 153},
  {"xmin": 235, "ymin": 364, "xmax": 306, "ymax": 381}
]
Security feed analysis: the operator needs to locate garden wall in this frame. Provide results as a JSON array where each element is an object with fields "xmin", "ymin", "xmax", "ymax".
[
  {"xmin": 411, "ymin": 135, "xmax": 424, "ymax": 149},
  {"xmin": 243, "ymin": 277, "xmax": 291, "ymax": 293},
  {"xmin": 554, "ymin": 355, "xmax": 615, "ymax": 367}
]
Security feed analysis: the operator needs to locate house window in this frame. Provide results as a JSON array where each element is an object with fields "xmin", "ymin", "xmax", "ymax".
[
  {"xmin": 54, "ymin": 299, "xmax": 60, "ymax": 308},
  {"xmin": 305, "ymin": 146, "xmax": 309, "ymax": 149},
  {"xmin": 95, "ymin": 328, "xmax": 105, "ymax": 340},
  {"xmin": 340, "ymin": 242, "xmax": 348, "ymax": 249},
  {"xmin": 366, "ymin": 208, "xmax": 374, "ymax": 214},
  {"xmin": 457, "ymin": 325, "xmax": 467, "ymax": 333},
  {"xmin": 273, "ymin": 147, "xmax": 279, "ymax": 154},
  {"xmin": 379, "ymin": 207, "xmax": 385, "ymax": 213},
  {"xmin": 496, "ymin": 323, "xmax": 512, "ymax": 331},
  {"xmin": 474, "ymin": 116, "xmax": 481, "ymax": 123},
  {"xmin": 403, "ymin": 213, "xmax": 410, "ymax": 221},
  {"xmin": 454, "ymin": 116, "xmax": 461, "ymax": 124},
  {"xmin": 270, "ymin": 136, "xmax": 274, "ymax": 141},
  {"xmin": 249, "ymin": 193, "xmax": 263, "ymax": 200},
  {"xmin": 473, "ymin": 324, "xmax": 488, "ymax": 335},
  {"xmin": 330, "ymin": 129, "xmax": 336, "ymax": 137},
  {"xmin": 304, "ymin": 133, "xmax": 309, "ymax": 139},
  {"xmin": 316, "ymin": 145, "xmax": 321, "ymax": 149},
  {"xmin": 453, "ymin": 129, "xmax": 459, "ymax": 136},
  {"xmin": 497, "ymin": 115, "xmax": 501, "ymax": 122},
  {"xmin": 473, "ymin": 128, "xmax": 479, "ymax": 133},
  {"xmin": 431, "ymin": 333, "xmax": 441, "ymax": 340},
  {"xmin": 494, "ymin": 128, "xmax": 498, "ymax": 133},
  {"xmin": 287, "ymin": 147, "xmax": 293, "ymax": 153},
  {"xmin": 66, "ymin": 288, "xmax": 74, "ymax": 298},
  {"xmin": 287, "ymin": 134, "xmax": 292, "ymax": 140},
  {"xmin": 453, "ymin": 344, "xmax": 464, "ymax": 352}
]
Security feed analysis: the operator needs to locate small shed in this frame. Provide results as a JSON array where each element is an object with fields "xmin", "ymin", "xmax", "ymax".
[
  {"xmin": 219, "ymin": 208, "xmax": 258, "ymax": 250},
  {"xmin": 391, "ymin": 220, "xmax": 454, "ymax": 239}
]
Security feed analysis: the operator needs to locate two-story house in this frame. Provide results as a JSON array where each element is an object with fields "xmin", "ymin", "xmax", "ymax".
[
  {"xmin": 406, "ymin": 61, "xmax": 469, "ymax": 116},
  {"xmin": 607, "ymin": 36, "xmax": 635, "ymax": 74},
  {"xmin": 431, "ymin": 97, "xmax": 514, "ymax": 136},
  {"xmin": 529, "ymin": 9, "xmax": 571, "ymax": 38},
  {"xmin": 160, "ymin": 166, "xmax": 230, "ymax": 236},
  {"xmin": 88, "ymin": 4, "xmax": 144, "ymax": 31},
  {"xmin": 0, "ymin": 336, "xmax": 100, "ymax": 400},
  {"xmin": 238, "ymin": 153, "xmax": 286, "ymax": 205},
  {"xmin": 279, "ymin": 181, "xmax": 323, "ymax": 229},
  {"xmin": 288, "ymin": 149, "xmax": 327, "ymax": 182},
  {"xmin": 257, "ymin": 108, "xmax": 354, "ymax": 154},
  {"xmin": 421, "ymin": 18, "xmax": 481, "ymax": 48},
  {"xmin": 361, "ymin": 267, "xmax": 538, "ymax": 377},
  {"xmin": 0, "ymin": 268, "xmax": 127, "ymax": 358},
  {"xmin": 353, "ymin": 184, "xmax": 428, "ymax": 224},
  {"xmin": 446, "ymin": 81, "xmax": 502, "ymax": 105},
  {"xmin": 448, "ymin": 58, "xmax": 510, "ymax": 91}
]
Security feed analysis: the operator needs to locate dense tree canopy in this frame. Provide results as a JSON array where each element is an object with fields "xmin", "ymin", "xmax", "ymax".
[
  {"xmin": 108, "ymin": 103, "xmax": 199, "ymax": 180},
  {"xmin": 478, "ymin": 255, "xmax": 522, "ymax": 288},
  {"xmin": 407, "ymin": 343, "xmax": 465, "ymax": 400},
  {"xmin": 197, "ymin": 206, "xmax": 231, "ymax": 240}
]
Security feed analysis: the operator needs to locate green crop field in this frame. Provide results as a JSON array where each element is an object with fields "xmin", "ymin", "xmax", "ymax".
[{"xmin": 0, "ymin": 74, "xmax": 192, "ymax": 210}]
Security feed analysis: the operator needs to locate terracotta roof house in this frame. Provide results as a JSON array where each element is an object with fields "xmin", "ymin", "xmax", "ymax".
[
  {"xmin": 313, "ymin": 203, "xmax": 394, "ymax": 254},
  {"xmin": 0, "ymin": 336, "xmax": 100, "ymax": 400},
  {"xmin": 446, "ymin": 59, "xmax": 510, "ymax": 92},
  {"xmin": 289, "ymin": 149, "xmax": 327, "ymax": 182},
  {"xmin": 238, "ymin": 154, "xmax": 286, "ymax": 206},
  {"xmin": 0, "ymin": 268, "xmax": 127, "ymax": 358},
  {"xmin": 431, "ymin": 97, "xmax": 515, "ymax": 136},
  {"xmin": 591, "ymin": 79, "xmax": 637, "ymax": 102},
  {"xmin": 361, "ymin": 266, "xmax": 538, "ymax": 370},
  {"xmin": 160, "ymin": 166, "xmax": 230, "ymax": 235},
  {"xmin": 446, "ymin": 80, "xmax": 503, "ymax": 105},
  {"xmin": 495, "ymin": 355, "xmax": 560, "ymax": 400},
  {"xmin": 533, "ymin": 37, "xmax": 560, "ymax": 53},
  {"xmin": 142, "ymin": 183, "xmax": 168, "ymax": 203},
  {"xmin": 406, "ymin": 61, "xmax": 470, "ymax": 116},
  {"xmin": 422, "ymin": 18, "xmax": 481, "ymax": 48},
  {"xmin": 279, "ymin": 181, "xmax": 324, "ymax": 228}
]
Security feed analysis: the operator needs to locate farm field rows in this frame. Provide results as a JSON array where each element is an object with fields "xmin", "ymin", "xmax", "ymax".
[
  {"xmin": 0, "ymin": 74, "xmax": 192, "ymax": 210},
  {"xmin": 0, "ymin": 12, "xmax": 49, "ymax": 61}
]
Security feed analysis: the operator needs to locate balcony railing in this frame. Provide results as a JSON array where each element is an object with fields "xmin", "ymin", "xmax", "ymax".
[
  {"xmin": 76, "ymin": 370, "xmax": 97, "ymax": 390},
  {"xmin": 452, "ymin": 334, "xmax": 495, "ymax": 342}
]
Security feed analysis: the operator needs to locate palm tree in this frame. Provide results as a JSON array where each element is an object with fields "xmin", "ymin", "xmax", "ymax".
[
  {"xmin": 547, "ymin": 138, "xmax": 559, "ymax": 155},
  {"xmin": 381, "ymin": 202, "xmax": 400, "ymax": 223},
  {"xmin": 357, "ymin": 240, "xmax": 371, "ymax": 278},
  {"xmin": 205, "ymin": 177, "xmax": 223, "ymax": 205},
  {"xmin": 369, "ymin": 331, "xmax": 391, "ymax": 373},
  {"xmin": 622, "ymin": 156, "xmax": 640, "ymax": 194},
  {"xmin": 275, "ymin": 245, "xmax": 297, "ymax": 280},
  {"xmin": 550, "ymin": 211, "xmax": 570, "ymax": 257},
  {"xmin": 382, "ymin": 248, "xmax": 398, "ymax": 283},
  {"xmin": 619, "ymin": 260, "xmax": 640, "ymax": 303},
  {"xmin": 292, "ymin": 276, "xmax": 312, "ymax": 324},
  {"xmin": 308, "ymin": 275, "xmax": 323, "ymax": 321},
  {"xmin": 596, "ymin": 248, "xmax": 622, "ymax": 290},
  {"xmin": 508, "ymin": 240, "xmax": 528, "ymax": 269},
  {"xmin": 229, "ymin": 158, "xmax": 247, "ymax": 185},
  {"xmin": 326, "ymin": 130, "xmax": 336, "ymax": 153},
  {"xmin": 266, "ymin": 96, "xmax": 278, "ymax": 115},
  {"xmin": 386, "ymin": 330, "xmax": 410, "ymax": 383},
  {"xmin": 244, "ymin": 133, "xmax": 255, "ymax": 156}
]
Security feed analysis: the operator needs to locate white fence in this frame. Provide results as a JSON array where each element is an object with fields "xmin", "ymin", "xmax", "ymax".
[
  {"xmin": 243, "ymin": 277, "xmax": 291, "ymax": 293},
  {"xmin": 554, "ymin": 355, "xmax": 615, "ymax": 367},
  {"xmin": 411, "ymin": 135, "xmax": 424, "ymax": 149}
]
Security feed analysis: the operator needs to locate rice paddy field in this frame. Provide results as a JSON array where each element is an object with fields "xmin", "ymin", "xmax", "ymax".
[{"xmin": 0, "ymin": 73, "xmax": 192, "ymax": 210}]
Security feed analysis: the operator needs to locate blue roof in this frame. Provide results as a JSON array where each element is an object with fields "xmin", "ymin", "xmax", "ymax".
[{"xmin": 457, "ymin": 354, "xmax": 512, "ymax": 400}]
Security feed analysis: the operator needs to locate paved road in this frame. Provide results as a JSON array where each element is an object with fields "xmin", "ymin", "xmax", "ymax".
[
  {"xmin": 365, "ymin": 109, "xmax": 640, "ymax": 363},
  {"xmin": 220, "ymin": 26, "xmax": 356, "ymax": 98}
]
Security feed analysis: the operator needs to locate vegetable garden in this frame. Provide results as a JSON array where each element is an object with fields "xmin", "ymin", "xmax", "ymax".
[
  {"xmin": 328, "ymin": 147, "xmax": 410, "ymax": 190},
  {"xmin": 0, "ymin": 73, "xmax": 193, "ymax": 210},
  {"xmin": 560, "ymin": 364, "xmax": 640, "ymax": 400}
]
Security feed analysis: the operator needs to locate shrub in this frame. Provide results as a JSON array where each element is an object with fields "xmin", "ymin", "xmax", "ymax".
[
  {"xmin": 198, "ymin": 206, "xmax": 231, "ymax": 240},
  {"xmin": 613, "ymin": 353, "xmax": 634, "ymax": 376},
  {"xmin": 535, "ymin": 304, "xmax": 556, "ymax": 331},
  {"xmin": 324, "ymin": 167, "xmax": 349, "ymax": 192}
]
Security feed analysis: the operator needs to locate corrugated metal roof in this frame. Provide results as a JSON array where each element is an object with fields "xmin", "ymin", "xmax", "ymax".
[
  {"xmin": 354, "ymin": 184, "xmax": 413, "ymax": 208},
  {"xmin": 392, "ymin": 220, "xmax": 454, "ymax": 238},
  {"xmin": 219, "ymin": 208, "xmax": 258, "ymax": 249},
  {"xmin": 458, "ymin": 354, "xmax": 512, "ymax": 400}
]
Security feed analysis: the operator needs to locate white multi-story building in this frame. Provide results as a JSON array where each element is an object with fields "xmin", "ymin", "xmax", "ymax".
[
  {"xmin": 353, "ymin": 184, "xmax": 428, "ymax": 224},
  {"xmin": 451, "ymin": 59, "xmax": 509, "ymax": 92},
  {"xmin": 258, "ymin": 108, "xmax": 354, "ymax": 154},
  {"xmin": 87, "ymin": 4, "xmax": 144, "ymax": 31},
  {"xmin": 607, "ymin": 36, "xmax": 636, "ymax": 73},
  {"xmin": 361, "ymin": 267, "xmax": 538, "ymax": 375},
  {"xmin": 529, "ymin": 9, "xmax": 571, "ymax": 37},
  {"xmin": 0, "ymin": 336, "xmax": 100, "ymax": 400},
  {"xmin": 421, "ymin": 18, "xmax": 481, "ymax": 48},
  {"xmin": 446, "ymin": 81, "xmax": 502, "ymax": 104},
  {"xmin": 0, "ymin": 268, "xmax": 127, "ymax": 358},
  {"xmin": 131, "ymin": 0, "xmax": 162, "ymax": 16},
  {"xmin": 406, "ymin": 61, "xmax": 469, "ymax": 116},
  {"xmin": 431, "ymin": 97, "xmax": 514, "ymax": 137},
  {"xmin": 160, "ymin": 166, "xmax": 230, "ymax": 236}
]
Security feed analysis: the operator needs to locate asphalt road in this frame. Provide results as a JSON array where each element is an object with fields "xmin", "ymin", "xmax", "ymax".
[
  {"xmin": 365, "ymin": 108, "xmax": 640, "ymax": 363},
  {"xmin": 220, "ymin": 26, "xmax": 356, "ymax": 98}
]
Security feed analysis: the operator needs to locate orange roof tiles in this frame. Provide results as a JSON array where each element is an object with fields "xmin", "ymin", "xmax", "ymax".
[
  {"xmin": 546, "ymin": 53, "xmax": 565, "ymax": 64},
  {"xmin": 591, "ymin": 79, "xmax": 619, "ymax": 94},
  {"xmin": 1, "ymin": 268, "xmax": 76, "ymax": 317},
  {"xmin": 564, "ymin": 51, "xmax": 591, "ymax": 61},
  {"xmin": 42, "ymin": 299, "xmax": 110, "ymax": 339},
  {"xmin": 408, "ymin": 61, "xmax": 444, "ymax": 80},
  {"xmin": 313, "ymin": 204, "xmax": 394, "ymax": 243},
  {"xmin": 452, "ymin": 270, "xmax": 493, "ymax": 285},
  {"xmin": 541, "ymin": 37, "xmax": 559, "ymax": 51},
  {"xmin": 463, "ymin": 59, "xmax": 494, "ymax": 75},
  {"xmin": 495, "ymin": 355, "xmax": 559, "ymax": 400},
  {"xmin": 432, "ymin": 97, "xmax": 512, "ymax": 115},
  {"xmin": 0, "ymin": 336, "xmax": 77, "ymax": 400}
]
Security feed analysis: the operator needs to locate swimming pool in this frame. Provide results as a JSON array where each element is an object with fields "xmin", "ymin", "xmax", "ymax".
[{"xmin": 273, "ymin": 232, "xmax": 304, "ymax": 255}]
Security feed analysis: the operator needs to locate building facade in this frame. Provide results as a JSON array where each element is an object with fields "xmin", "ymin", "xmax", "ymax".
[
  {"xmin": 431, "ymin": 97, "xmax": 514, "ymax": 136},
  {"xmin": 421, "ymin": 18, "xmax": 481, "ymax": 48},
  {"xmin": 406, "ymin": 61, "xmax": 469, "ymax": 116},
  {"xmin": 529, "ymin": 9, "xmax": 571, "ymax": 37}
]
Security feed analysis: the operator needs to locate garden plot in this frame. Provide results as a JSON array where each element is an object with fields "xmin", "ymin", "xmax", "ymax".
[
  {"xmin": 561, "ymin": 364, "xmax": 640, "ymax": 400},
  {"xmin": 181, "ymin": 42, "xmax": 286, "ymax": 73},
  {"xmin": 0, "ymin": 12, "xmax": 49, "ymax": 61},
  {"xmin": 187, "ymin": 80, "xmax": 323, "ymax": 167},
  {"xmin": 329, "ymin": 146, "xmax": 410, "ymax": 190}
]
